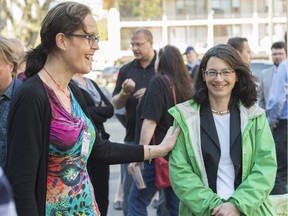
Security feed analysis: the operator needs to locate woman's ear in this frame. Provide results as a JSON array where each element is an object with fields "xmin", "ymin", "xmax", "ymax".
[
  {"xmin": 202, "ymin": 71, "xmax": 206, "ymax": 81},
  {"xmin": 55, "ymin": 33, "xmax": 66, "ymax": 51}
]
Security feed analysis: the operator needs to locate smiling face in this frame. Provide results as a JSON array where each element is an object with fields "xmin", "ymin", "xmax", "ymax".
[
  {"xmin": 64, "ymin": 14, "xmax": 99, "ymax": 74},
  {"xmin": 203, "ymin": 57, "xmax": 237, "ymax": 102}
]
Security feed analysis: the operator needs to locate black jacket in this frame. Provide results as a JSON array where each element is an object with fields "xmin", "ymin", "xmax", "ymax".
[
  {"xmin": 71, "ymin": 78, "xmax": 114, "ymax": 140},
  {"xmin": 7, "ymin": 75, "xmax": 144, "ymax": 216},
  {"xmin": 200, "ymin": 102, "xmax": 242, "ymax": 193}
]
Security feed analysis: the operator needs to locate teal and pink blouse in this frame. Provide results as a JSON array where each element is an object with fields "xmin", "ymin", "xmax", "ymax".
[{"xmin": 43, "ymin": 83, "xmax": 100, "ymax": 215}]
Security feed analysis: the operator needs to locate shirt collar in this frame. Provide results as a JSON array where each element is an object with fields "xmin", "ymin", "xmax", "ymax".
[
  {"xmin": 133, "ymin": 51, "xmax": 156, "ymax": 68},
  {"xmin": 187, "ymin": 59, "xmax": 200, "ymax": 68},
  {"xmin": 1, "ymin": 78, "xmax": 15, "ymax": 99}
]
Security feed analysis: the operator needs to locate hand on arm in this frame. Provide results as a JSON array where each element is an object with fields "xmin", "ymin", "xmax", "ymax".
[{"xmin": 143, "ymin": 126, "xmax": 181, "ymax": 161}]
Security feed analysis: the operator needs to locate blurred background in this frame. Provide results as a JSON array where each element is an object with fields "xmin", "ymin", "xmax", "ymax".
[{"xmin": 1, "ymin": 0, "xmax": 287, "ymax": 92}]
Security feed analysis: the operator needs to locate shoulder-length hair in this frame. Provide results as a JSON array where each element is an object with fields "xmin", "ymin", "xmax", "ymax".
[
  {"xmin": 193, "ymin": 44, "xmax": 257, "ymax": 108},
  {"xmin": 157, "ymin": 45, "xmax": 193, "ymax": 101}
]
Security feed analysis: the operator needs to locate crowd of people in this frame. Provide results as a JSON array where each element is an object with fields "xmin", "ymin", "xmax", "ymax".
[{"xmin": 0, "ymin": 1, "xmax": 287, "ymax": 216}]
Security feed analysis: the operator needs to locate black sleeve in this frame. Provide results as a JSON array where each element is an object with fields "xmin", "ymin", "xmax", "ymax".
[
  {"xmin": 70, "ymin": 82, "xmax": 144, "ymax": 164},
  {"xmin": 87, "ymin": 80, "xmax": 114, "ymax": 122},
  {"xmin": 141, "ymin": 77, "xmax": 166, "ymax": 122},
  {"xmin": 88, "ymin": 134, "xmax": 144, "ymax": 165},
  {"xmin": 7, "ymin": 84, "xmax": 48, "ymax": 216}
]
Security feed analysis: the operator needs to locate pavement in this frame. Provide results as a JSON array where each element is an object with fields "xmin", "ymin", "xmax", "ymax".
[{"xmin": 105, "ymin": 116, "xmax": 157, "ymax": 216}]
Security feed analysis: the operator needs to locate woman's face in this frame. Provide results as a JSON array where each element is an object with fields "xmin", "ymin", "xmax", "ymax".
[
  {"xmin": 203, "ymin": 56, "xmax": 237, "ymax": 101},
  {"xmin": 65, "ymin": 14, "xmax": 99, "ymax": 74}
]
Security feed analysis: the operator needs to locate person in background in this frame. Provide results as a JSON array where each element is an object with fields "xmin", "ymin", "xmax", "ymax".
[
  {"xmin": 258, "ymin": 41, "xmax": 287, "ymax": 109},
  {"xmin": 6, "ymin": 2, "xmax": 180, "ymax": 215},
  {"xmin": 169, "ymin": 44, "xmax": 277, "ymax": 215},
  {"xmin": 183, "ymin": 46, "xmax": 200, "ymax": 81},
  {"xmin": 72, "ymin": 73, "xmax": 114, "ymax": 216},
  {"xmin": 266, "ymin": 32, "xmax": 288, "ymax": 195},
  {"xmin": 0, "ymin": 166, "xmax": 17, "ymax": 216},
  {"xmin": 128, "ymin": 45, "xmax": 193, "ymax": 216},
  {"xmin": 0, "ymin": 36, "xmax": 22, "ymax": 171},
  {"xmin": 8, "ymin": 38, "xmax": 26, "ymax": 81},
  {"xmin": 111, "ymin": 28, "xmax": 161, "ymax": 216},
  {"xmin": 227, "ymin": 37, "xmax": 252, "ymax": 65}
]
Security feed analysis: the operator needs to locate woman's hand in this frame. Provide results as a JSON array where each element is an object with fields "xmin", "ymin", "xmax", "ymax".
[
  {"xmin": 157, "ymin": 126, "xmax": 181, "ymax": 156},
  {"xmin": 211, "ymin": 203, "xmax": 240, "ymax": 216},
  {"xmin": 143, "ymin": 127, "xmax": 181, "ymax": 161}
]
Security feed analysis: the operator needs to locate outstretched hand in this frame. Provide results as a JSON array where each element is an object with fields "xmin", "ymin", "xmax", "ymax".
[{"xmin": 158, "ymin": 126, "xmax": 181, "ymax": 156}]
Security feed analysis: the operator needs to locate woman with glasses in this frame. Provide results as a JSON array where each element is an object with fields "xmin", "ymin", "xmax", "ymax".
[
  {"xmin": 168, "ymin": 44, "xmax": 277, "ymax": 215},
  {"xmin": 6, "ymin": 2, "xmax": 180, "ymax": 216}
]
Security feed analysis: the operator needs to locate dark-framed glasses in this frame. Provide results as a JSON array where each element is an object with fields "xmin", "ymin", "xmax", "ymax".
[
  {"xmin": 67, "ymin": 34, "xmax": 100, "ymax": 47},
  {"xmin": 203, "ymin": 69, "xmax": 235, "ymax": 78}
]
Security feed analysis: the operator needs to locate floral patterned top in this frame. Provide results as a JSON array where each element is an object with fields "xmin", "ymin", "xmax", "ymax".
[{"xmin": 43, "ymin": 83, "xmax": 100, "ymax": 216}]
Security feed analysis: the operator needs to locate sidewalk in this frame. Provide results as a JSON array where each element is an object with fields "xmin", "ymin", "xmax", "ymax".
[{"xmin": 105, "ymin": 117, "xmax": 157, "ymax": 216}]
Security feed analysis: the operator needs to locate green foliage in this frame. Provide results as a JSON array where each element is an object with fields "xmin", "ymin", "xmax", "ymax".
[
  {"xmin": 0, "ymin": 0, "xmax": 53, "ymax": 48},
  {"xmin": 119, "ymin": 0, "xmax": 162, "ymax": 21},
  {"xmin": 96, "ymin": 18, "xmax": 108, "ymax": 41}
]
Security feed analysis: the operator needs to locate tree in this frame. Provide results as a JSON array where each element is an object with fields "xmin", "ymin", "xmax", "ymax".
[
  {"xmin": 119, "ymin": 0, "xmax": 162, "ymax": 21},
  {"xmin": 0, "ymin": 0, "xmax": 54, "ymax": 48},
  {"xmin": 103, "ymin": 0, "xmax": 115, "ymax": 10}
]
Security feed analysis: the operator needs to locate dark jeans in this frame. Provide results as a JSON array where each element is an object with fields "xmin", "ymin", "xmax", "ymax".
[
  {"xmin": 128, "ymin": 161, "xmax": 179, "ymax": 216},
  {"xmin": 87, "ymin": 161, "xmax": 110, "ymax": 216},
  {"xmin": 271, "ymin": 119, "xmax": 287, "ymax": 195},
  {"xmin": 121, "ymin": 141, "xmax": 135, "ymax": 216}
]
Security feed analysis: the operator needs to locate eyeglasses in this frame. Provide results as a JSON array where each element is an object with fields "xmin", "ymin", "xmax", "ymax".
[
  {"xmin": 203, "ymin": 69, "xmax": 235, "ymax": 78},
  {"xmin": 67, "ymin": 34, "xmax": 100, "ymax": 47},
  {"xmin": 130, "ymin": 40, "xmax": 149, "ymax": 48}
]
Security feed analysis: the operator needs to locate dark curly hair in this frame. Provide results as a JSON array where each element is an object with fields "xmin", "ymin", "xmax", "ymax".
[{"xmin": 193, "ymin": 44, "xmax": 257, "ymax": 108}]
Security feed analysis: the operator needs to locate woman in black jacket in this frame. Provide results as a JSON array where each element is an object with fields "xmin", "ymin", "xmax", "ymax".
[{"xmin": 6, "ymin": 2, "xmax": 180, "ymax": 216}]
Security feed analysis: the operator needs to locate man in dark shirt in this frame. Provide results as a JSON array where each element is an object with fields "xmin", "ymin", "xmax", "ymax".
[{"xmin": 112, "ymin": 28, "xmax": 156, "ymax": 216}]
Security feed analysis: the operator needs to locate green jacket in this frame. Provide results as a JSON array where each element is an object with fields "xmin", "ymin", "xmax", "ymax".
[{"xmin": 169, "ymin": 99, "xmax": 277, "ymax": 216}]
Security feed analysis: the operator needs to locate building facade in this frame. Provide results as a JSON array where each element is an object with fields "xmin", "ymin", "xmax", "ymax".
[{"xmin": 106, "ymin": 0, "xmax": 286, "ymax": 61}]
